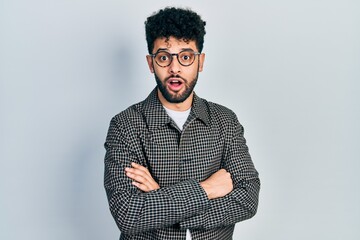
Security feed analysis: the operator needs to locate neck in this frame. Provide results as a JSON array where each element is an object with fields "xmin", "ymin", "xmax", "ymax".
[{"xmin": 157, "ymin": 90, "xmax": 193, "ymax": 111}]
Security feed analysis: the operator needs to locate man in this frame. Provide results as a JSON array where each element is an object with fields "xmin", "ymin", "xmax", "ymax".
[{"xmin": 104, "ymin": 7, "xmax": 260, "ymax": 240}]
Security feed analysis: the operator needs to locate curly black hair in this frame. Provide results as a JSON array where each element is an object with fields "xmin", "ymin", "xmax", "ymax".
[{"xmin": 145, "ymin": 7, "xmax": 206, "ymax": 54}]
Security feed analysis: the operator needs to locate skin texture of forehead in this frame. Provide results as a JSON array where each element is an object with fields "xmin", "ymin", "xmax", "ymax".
[{"xmin": 153, "ymin": 37, "xmax": 197, "ymax": 52}]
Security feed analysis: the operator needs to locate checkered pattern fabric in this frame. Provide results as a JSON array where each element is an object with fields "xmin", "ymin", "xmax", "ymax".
[{"xmin": 104, "ymin": 88, "xmax": 260, "ymax": 240}]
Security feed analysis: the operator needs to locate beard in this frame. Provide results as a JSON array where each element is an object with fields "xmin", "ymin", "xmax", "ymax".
[{"xmin": 154, "ymin": 72, "xmax": 198, "ymax": 104}]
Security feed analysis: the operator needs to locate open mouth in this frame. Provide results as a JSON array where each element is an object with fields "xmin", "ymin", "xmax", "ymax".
[
  {"xmin": 167, "ymin": 78, "xmax": 184, "ymax": 91},
  {"xmin": 169, "ymin": 80, "xmax": 182, "ymax": 87}
]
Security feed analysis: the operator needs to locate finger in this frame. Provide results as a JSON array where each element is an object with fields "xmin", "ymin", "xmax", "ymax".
[
  {"xmin": 125, "ymin": 171, "xmax": 159, "ymax": 190},
  {"xmin": 131, "ymin": 163, "xmax": 152, "ymax": 177},
  {"xmin": 132, "ymin": 180, "xmax": 159, "ymax": 192},
  {"xmin": 125, "ymin": 171, "xmax": 149, "ymax": 184},
  {"xmin": 132, "ymin": 181, "xmax": 153, "ymax": 192},
  {"xmin": 124, "ymin": 164, "xmax": 160, "ymax": 191},
  {"xmin": 128, "ymin": 173, "xmax": 157, "ymax": 191},
  {"xmin": 125, "ymin": 168, "xmax": 153, "ymax": 183},
  {"xmin": 127, "ymin": 171, "xmax": 159, "ymax": 190}
]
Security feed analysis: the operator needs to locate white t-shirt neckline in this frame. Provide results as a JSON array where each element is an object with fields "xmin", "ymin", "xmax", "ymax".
[{"xmin": 163, "ymin": 106, "xmax": 191, "ymax": 131}]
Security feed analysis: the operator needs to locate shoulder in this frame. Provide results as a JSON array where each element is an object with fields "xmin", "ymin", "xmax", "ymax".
[
  {"xmin": 198, "ymin": 98, "xmax": 246, "ymax": 142},
  {"xmin": 201, "ymin": 97, "xmax": 238, "ymax": 123},
  {"xmin": 109, "ymin": 100, "xmax": 146, "ymax": 132}
]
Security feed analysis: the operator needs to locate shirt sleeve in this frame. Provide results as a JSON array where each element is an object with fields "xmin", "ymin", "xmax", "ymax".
[
  {"xmin": 179, "ymin": 115, "xmax": 260, "ymax": 230},
  {"xmin": 104, "ymin": 116, "xmax": 211, "ymax": 235}
]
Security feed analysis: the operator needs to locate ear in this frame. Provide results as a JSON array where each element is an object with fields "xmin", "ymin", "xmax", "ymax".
[
  {"xmin": 198, "ymin": 53, "xmax": 205, "ymax": 72},
  {"xmin": 146, "ymin": 55, "xmax": 154, "ymax": 73}
]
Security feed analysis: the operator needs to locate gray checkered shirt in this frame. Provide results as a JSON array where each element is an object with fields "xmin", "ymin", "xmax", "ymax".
[{"xmin": 104, "ymin": 88, "xmax": 260, "ymax": 240}]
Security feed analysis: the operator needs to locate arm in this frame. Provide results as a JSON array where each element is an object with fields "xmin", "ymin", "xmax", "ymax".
[
  {"xmin": 126, "ymin": 115, "xmax": 260, "ymax": 230},
  {"xmin": 104, "ymin": 117, "xmax": 211, "ymax": 235},
  {"xmin": 125, "ymin": 162, "xmax": 160, "ymax": 192},
  {"xmin": 179, "ymin": 116, "xmax": 260, "ymax": 230},
  {"xmin": 126, "ymin": 163, "xmax": 233, "ymax": 199}
]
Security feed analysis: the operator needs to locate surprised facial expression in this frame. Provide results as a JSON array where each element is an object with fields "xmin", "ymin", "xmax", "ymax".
[{"xmin": 146, "ymin": 37, "xmax": 205, "ymax": 104}]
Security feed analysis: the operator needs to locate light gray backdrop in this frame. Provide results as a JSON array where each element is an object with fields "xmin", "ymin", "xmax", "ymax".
[{"xmin": 1, "ymin": 0, "xmax": 359, "ymax": 239}]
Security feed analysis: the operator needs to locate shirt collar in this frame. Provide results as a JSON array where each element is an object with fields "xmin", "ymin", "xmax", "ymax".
[
  {"xmin": 143, "ymin": 87, "xmax": 210, "ymax": 131},
  {"xmin": 191, "ymin": 92, "xmax": 210, "ymax": 126}
]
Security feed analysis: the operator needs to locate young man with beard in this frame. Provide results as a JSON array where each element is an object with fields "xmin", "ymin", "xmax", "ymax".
[{"xmin": 104, "ymin": 7, "xmax": 260, "ymax": 240}]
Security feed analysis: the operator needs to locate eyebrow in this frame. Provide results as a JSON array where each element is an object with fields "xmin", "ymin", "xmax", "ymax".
[{"xmin": 154, "ymin": 48, "xmax": 195, "ymax": 53}]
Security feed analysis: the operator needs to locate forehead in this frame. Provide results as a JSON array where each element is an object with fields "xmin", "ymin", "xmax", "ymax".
[{"xmin": 153, "ymin": 36, "xmax": 198, "ymax": 52}]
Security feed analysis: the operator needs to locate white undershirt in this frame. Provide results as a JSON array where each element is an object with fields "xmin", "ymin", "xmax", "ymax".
[
  {"xmin": 163, "ymin": 106, "xmax": 192, "ymax": 239},
  {"xmin": 186, "ymin": 229, "xmax": 192, "ymax": 239},
  {"xmin": 163, "ymin": 106, "xmax": 191, "ymax": 131}
]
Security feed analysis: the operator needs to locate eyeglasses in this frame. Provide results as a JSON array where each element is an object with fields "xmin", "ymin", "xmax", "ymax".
[{"xmin": 150, "ymin": 49, "xmax": 201, "ymax": 67}]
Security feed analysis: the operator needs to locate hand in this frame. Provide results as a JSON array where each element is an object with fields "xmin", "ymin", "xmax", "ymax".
[
  {"xmin": 200, "ymin": 169, "xmax": 233, "ymax": 200},
  {"xmin": 125, "ymin": 162, "xmax": 160, "ymax": 192}
]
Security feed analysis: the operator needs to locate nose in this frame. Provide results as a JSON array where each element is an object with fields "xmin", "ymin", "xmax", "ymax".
[{"xmin": 168, "ymin": 55, "xmax": 181, "ymax": 74}]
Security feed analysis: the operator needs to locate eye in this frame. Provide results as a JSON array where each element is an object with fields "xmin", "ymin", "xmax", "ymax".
[
  {"xmin": 180, "ymin": 52, "xmax": 194, "ymax": 62},
  {"xmin": 156, "ymin": 52, "xmax": 170, "ymax": 62},
  {"xmin": 182, "ymin": 55, "xmax": 190, "ymax": 60},
  {"xmin": 160, "ymin": 55, "xmax": 168, "ymax": 61}
]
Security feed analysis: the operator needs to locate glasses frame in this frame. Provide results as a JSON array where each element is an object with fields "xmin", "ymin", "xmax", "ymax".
[{"xmin": 150, "ymin": 49, "xmax": 201, "ymax": 67}]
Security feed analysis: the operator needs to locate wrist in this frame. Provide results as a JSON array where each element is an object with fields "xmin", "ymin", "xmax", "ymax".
[{"xmin": 200, "ymin": 181, "xmax": 212, "ymax": 199}]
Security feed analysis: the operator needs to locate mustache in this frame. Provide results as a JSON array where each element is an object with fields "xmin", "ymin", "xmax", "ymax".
[{"xmin": 165, "ymin": 75, "xmax": 186, "ymax": 82}]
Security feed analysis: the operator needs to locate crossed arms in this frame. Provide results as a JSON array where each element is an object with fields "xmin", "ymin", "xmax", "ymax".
[
  {"xmin": 104, "ymin": 116, "xmax": 260, "ymax": 235},
  {"xmin": 126, "ymin": 162, "xmax": 233, "ymax": 200}
]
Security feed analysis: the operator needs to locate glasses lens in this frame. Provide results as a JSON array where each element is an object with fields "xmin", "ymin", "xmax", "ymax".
[
  {"xmin": 178, "ymin": 50, "xmax": 196, "ymax": 66},
  {"xmin": 155, "ymin": 51, "xmax": 172, "ymax": 67}
]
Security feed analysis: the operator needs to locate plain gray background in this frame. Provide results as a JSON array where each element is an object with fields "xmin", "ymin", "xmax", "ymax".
[{"xmin": 1, "ymin": 0, "xmax": 359, "ymax": 239}]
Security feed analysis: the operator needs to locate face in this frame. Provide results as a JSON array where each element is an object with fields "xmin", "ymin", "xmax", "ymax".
[{"xmin": 146, "ymin": 37, "xmax": 205, "ymax": 105}]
